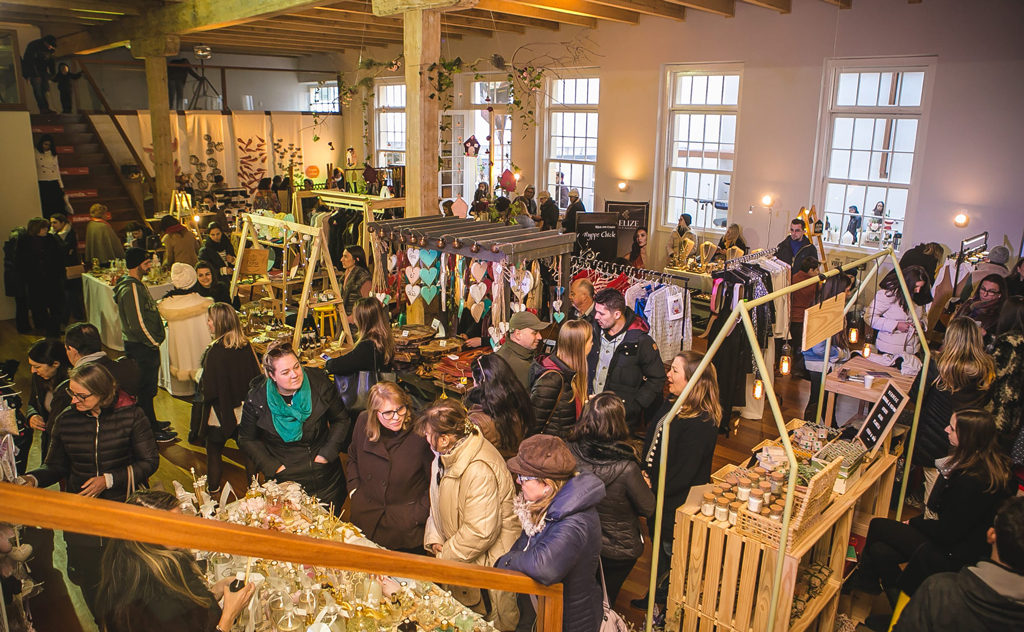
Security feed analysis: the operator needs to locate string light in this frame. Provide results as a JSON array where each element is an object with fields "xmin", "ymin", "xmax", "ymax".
[
  {"xmin": 863, "ymin": 344, "xmax": 872, "ymax": 358},
  {"xmin": 848, "ymin": 327, "xmax": 859, "ymax": 344},
  {"xmin": 779, "ymin": 343, "xmax": 792, "ymax": 376},
  {"xmin": 753, "ymin": 379, "xmax": 764, "ymax": 400}
]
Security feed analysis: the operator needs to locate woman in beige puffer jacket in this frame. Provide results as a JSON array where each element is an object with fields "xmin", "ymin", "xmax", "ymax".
[{"xmin": 419, "ymin": 400, "xmax": 521, "ymax": 631}]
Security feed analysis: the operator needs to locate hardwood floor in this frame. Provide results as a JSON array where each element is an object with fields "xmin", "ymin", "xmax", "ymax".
[{"xmin": 2, "ymin": 319, "xmax": 822, "ymax": 630}]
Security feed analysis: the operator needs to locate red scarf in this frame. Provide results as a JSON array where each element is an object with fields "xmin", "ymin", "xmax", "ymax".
[{"xmin": 89, "ymin": 217, "xmax": 112, "ymax": 227}]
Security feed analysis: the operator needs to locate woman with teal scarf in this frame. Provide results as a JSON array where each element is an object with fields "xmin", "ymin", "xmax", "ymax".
[{"xmin": 238, "ymin": 340, "xmax": 351, "ymax": 513}]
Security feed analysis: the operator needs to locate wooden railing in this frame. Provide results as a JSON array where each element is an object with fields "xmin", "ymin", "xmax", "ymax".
[{"xmin": 0, "ymin": 484, "xmax": 563, "ymax": 631}]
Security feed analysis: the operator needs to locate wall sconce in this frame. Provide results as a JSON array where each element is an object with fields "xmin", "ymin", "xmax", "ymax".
[
  {"xmin": 617, "ymin": 181, "xmax": 630, "ymax": 193},
  {"xmin": 513, "ymin": 173, "xmax": 521, "ymax": 181},
  {"xmin": 953, "ymin": 213, "xmax": 970, "ymax": 228}
]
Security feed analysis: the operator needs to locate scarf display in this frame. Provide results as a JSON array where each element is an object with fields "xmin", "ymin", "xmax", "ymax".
[{"xmin": 266, "ymin": 376, "xmax": 311, "ymax": 443}]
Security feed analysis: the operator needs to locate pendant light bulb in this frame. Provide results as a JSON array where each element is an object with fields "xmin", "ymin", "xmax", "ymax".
[
  {"xmin": 863, "ymin": 343, "xmax": 872, "ymax": 358},
  {"xmin": 848, "ymin": 327, "xmax": 859, "ymax": 344},
  {"xmin": 779, "ymin": 343, "xmax": 792, "ymax": 376},
  {"xmin": 753, "ymin": 379, "xmax": 764, "ymax": 400}
]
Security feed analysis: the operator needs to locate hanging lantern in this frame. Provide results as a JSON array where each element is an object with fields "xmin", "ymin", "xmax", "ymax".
[
  {"xmin": 753, "ymin": 379, "xmax": 764, "ymax": 400},
  {"xmin": 848, "ymin": 326, "xmax": 860, "ymax": 344},
  {"xmin": 779, "ymin": 343, "xmax": 792, "ymax": 376},
  {"xmin": 437, "ymin": 238, "xmax": 446, "ymax": 248},
  {"xmin": 863, "ymin": 344, "xmax": 872, "ymax": 358},
  {"xmin": 470, "ymin": 242, "xmax": 481, "ymax": 254}
]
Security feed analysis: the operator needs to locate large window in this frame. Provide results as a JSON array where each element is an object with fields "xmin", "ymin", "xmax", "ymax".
[
  {"xmin": 308, "ymin": 85, "xmax": 339, "ymax": 113},
  {"xmin": 546, "ymin": 77, "xmax": 599, "ymax": 212},
  {"xmin": 661, "ymin": 68, "xmax": 741, "ymax": 231},
  {"xmin": 375, "ymin": 82, "xmax": 406, "ymax": 167},
  {"xmin": 815, "ymin": 61, "xmax": 932, "ymax": 251}
]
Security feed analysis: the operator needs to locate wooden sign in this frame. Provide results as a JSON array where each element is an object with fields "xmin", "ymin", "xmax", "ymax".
[
  {"xmin": 802, "ymin": 293, "xmax": 844, "ymax": 351},
  {"xmin": 855, "ymin": 380, "xmax": 909, "ymax": 457},
  {"xmin": 372, "ymin": 0, "xmax": 477, "ymax": 16},
  {"xmin": 239, "ymin": 247, "xmax": 270, "ymax": 276}
]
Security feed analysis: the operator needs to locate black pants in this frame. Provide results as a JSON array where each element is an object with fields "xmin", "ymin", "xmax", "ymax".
[
  {"xmin": 123, "ymin": 340, "xmax": 161, "ymax": 431},
  {"xmin": 601, "ymin": 555, "xmax": 638, "ymax": 607},
  {"xmin": 856, "ymin": 518, "xmax": 930, "ymax": 591},
  {"xmin": 59, "ymin": 88, "xmax": 73, "ymax": 114},
  {"xmin": 14, "ymin": 295, "xmax": 31, "ymax": 332},
  {"xmin": 63, "ymin": 277, "xmax": 85, "ymax": 322},
  {"xmin": 806, "ymin": 371, "xmax": 824, "ymax": 422},
  {"xmin": 28, "ymin": 287, "xmax": 64, "ymax": 337},
  {"xmin": 30, "ymin": 76, "xmax": 50, "ymax": 111},
  {"xmin": 38, "ymin": 180, "xmax": 65, "ymax": 219},
  {"xmin": 65, "ymin": 535, "xmax": 106, "ymax": 619}
]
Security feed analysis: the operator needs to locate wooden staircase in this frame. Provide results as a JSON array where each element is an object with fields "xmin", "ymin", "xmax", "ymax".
[{"xmin": 30, "ymin": 113, "xmax": 146, "ymax": 252}]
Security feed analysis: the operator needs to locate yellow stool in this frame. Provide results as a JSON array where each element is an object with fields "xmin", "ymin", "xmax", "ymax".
[{"xmin": 313, "ymin": 306, "xmax": 338, "ymax": 339}]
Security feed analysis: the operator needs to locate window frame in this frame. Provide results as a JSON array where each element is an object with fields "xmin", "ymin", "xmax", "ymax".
[
  {"xmin": 809, "ymin": 56, "xmax": 937, "ymax": 253},
  {"xmin": 308, "ymin": 83, "xmax": 340, "ymax": 113},
  {"xmin": 373, "ymin": 78, "xmax": 407, "ymax": 168},
  {"xmin": 654, "ymin": 63, "xmax": 744, "ymax": 236},
  {"xmin": 541, "ymin": 75, "xmax": 601, "ymax": 213}
]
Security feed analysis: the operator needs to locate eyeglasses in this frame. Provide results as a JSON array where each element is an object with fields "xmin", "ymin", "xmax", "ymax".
[
  {"xmin": 517, "ymin": 475, "xmax": 538, "ymax": 484},
  {"xmin": 979, "ymin": 287, "xmax": 1001, "ymax": 297},
  {"xmin": 66, "ymin": 388, "xmax": 93, "ymax": 402},
  {"xmin": 378, "ymin": 405, "xmax": 408, "ymax": 420}
]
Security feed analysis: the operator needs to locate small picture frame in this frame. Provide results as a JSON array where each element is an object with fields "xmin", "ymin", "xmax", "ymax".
[{"xmin": 667, "ymin": 293, "xmax": 685, "ymax": 321}]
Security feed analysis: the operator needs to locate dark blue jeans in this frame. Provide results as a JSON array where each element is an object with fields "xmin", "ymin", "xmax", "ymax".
[{"xmin": 123, "ymin": 340, "xmax": 160, "ymax": 431}]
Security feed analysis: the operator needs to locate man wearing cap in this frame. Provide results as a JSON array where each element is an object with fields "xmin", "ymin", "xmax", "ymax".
[
  {"xmin": 562, "ymin": 189, "xmax": 585, "ymax": 235},
  {"xmin": 115, "ymin": 247, "xmax": 175, "ymax": 442},
  {"xmin": 537, "ymin": 190, "xmax": 560, "ymax": 232},
  {"xmin": 498, "ymin": 311, "xmax": 548, "ymax": 390},
  {"xmin": 588, "ymin": 288, "xmax": 666, "ymax": 430}
]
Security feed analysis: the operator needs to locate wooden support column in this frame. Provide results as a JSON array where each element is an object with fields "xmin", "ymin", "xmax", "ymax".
[
  {"xmin": 403, "ymin": 9, "xmax": 440, "ymax": 217},
  {"xmin": 132, "ymin": 35, "xmax": 180, "ymax": 217}
]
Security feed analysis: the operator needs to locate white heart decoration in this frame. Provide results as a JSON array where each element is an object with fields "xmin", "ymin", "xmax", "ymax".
[
  {"xmin": 552, "ymin": 299, "xmax": 563, "ymax": 312},
  {"xmin": 519, "ymin": 273, "xmax": 534, "ymax": 295},
  {"xmin": 405, "ymin": 284, "xmax": 421, "ymax": 304},
  {"xmin": 470, "ymin": 261, "xmax": 489, "ymax": 282},
  {"xmin": 9, "ymin": 544, "xmax": 32, "ymax": 563},
  {"xmin": 407, "ymin": 248, "xmax": 421, "ymax": 266},
  {"xmin": 499, "ymin": 321, "xmax": 510, "ymax": 334},
  {"xmin": 388, "ymin": 254, "xmax": 398, "ymax": 271},
  {"xmin": 471, "ymin": 302, "xmax": 485, "ymax": 322},
  {"xmin": 469, "ymin": 282, "xmax": 487, "ymax": 304},
  {"xmin": 404, "ymin": 265, "xmax": 418, "ymax": 284},
  {"xmin": 487, "ymin": 326, "xmax": 500, "ymax": 341}
]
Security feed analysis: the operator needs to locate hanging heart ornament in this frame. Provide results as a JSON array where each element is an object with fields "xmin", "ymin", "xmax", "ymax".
[
  {"xmin": 405, "ymin": 265, "xmax": 419, "ymax": 284},
  {"xmin": 388, "ymin": 255, "xmax": 398, "ymax": 271},
  {"xmin": 407, "ymin": 248, "xmax": 421, "ymax": 266},
  {"xmin": 469, "ymin": 282, "xmax": 488, "ymax": 304},
  {"xmin": 471, "ymin": 302, "xmax": 485, "ymax": 322},
  {"xmin": 405, "ymin": 284, "xmax": 421, "ymax": 303},
  {"xmin": 470, "ymin": 261, "xmax": 489, "ymax": 282}
]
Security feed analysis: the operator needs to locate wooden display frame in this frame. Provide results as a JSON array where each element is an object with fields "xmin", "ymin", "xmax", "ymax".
[
  {"xmin": 230, "ymin": 213, "xmax": 353, "ymax": 350},
  {"xmin": 297, "ymin": 190, "xmax": 406, "ymax": 258}
]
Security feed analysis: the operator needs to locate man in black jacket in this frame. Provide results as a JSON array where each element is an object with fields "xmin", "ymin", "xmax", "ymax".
[
  {"xmin": 587, "ymin": 288, "xmax": 666, "ymax": 429},
  {"xmin": 776, "ymin": 218, "xmax": 817, "ymax": 273},
  {"xmin": 894, "ymin": 497, "xmax": 1024, "ymax": 632},
  {"xmin": 569, "ymin": 278, "xmax": 596, "ymax": 324},
  {"xmin": 21, "ymin": 35, "xmax": 56, "ymax": 113},
  {"xmin": 562, "ymin": 188, "xmax": 585, "ymax": 235}
]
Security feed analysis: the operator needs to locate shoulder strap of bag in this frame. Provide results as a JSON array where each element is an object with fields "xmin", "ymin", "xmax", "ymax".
[
  {"xmin": 126, "ymin": 464, "xmax": 135, "ymax": 501},
  {"xmin": 538, "ymin": 370, "xmax": 565, "ymax": 435},
  {"xmin": 598, "ymin": 557, "xmax": 611, "ymax": 608}
]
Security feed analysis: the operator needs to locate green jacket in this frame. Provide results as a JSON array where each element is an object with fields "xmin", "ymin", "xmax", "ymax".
[{"xmin": 114, "ymin": 275, "xmax": 165, "ymax": 347}]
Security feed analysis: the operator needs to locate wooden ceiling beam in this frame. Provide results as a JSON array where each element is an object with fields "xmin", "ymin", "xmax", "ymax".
[
  {"xmin": 216, "ymin": 24, "xmax": 405, "ymax": 44},
  {"xmin": 292, "ymin": 9, "xmax": 488, "ymax": 36},
  {"xmin": 0, "ymin": 2, "xmax": 117, "ymax": 19},
  {"xmin": 176, "ymin": 42, "xmax": 304, "ymax": 57},
  {"xmin": 0, "ymin": 0, "xmax": 140, "ymax": 15},
  {"xmin": 259, "ymin": 16, "xmax": 466, "ymax": 39},
  {"xmin": 209, "ymin": 28, "xmax": 396, "ymax": 47},
  {"xmin": 318, "ymin": 0, "xmax": 518, "ymax": 31},
  {"xmin": 584, "ymin": 0, "xmax": 685, "ymax": 21},
  {"xmin": 456, "ymin": 8, "xmax": 561, "ymax": 31},
  {"xmin": 512, "ymin": 0, "xmax": 641, "ymax": 24},
  {"xmin": 736, "ymin": 0, "xmax": 790, "ymax": 12},
  {"xmin": 473, "ymin": 0, "xmax": 598, "ymax": 27},
  {"xmin": 0, "ymin": 10, "xmax": 111, "ymax": 24},
  {"xmin": 181, "ymin": 33, "xmax": 355, "ymax": 51},
  {"xmin": 662, "ymin": 0, "xmax": 733, "ymax": 17}
]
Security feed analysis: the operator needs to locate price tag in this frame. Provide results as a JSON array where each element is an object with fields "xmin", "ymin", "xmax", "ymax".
[
  {"xmin": 439, "ymin": 340, "xmax": 447, "ymax": 347},
  {"xmin": 402, "ymin": 330, "xmax": 409, "ymax": 337},
  {"xmin": 430, "ymin": 318, "xmax": 442, "ymax": 330},
  {"xmin": 449, "ymin": 355, "xmax": 460, "ymax": 361}
]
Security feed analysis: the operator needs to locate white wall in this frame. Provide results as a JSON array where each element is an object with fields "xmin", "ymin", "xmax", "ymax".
[
  {"xmin": 359, "ymin": 0, "xmax": 1023, "ymax": 269},
  {"xmin": 0, "ymin": 111, "xmax": 43, "ymax": 320}
]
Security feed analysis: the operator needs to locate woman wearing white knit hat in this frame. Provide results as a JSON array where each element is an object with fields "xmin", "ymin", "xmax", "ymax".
[{"xmin": 158, "ymin": 262, "xmax": 213, "ymax": 396}]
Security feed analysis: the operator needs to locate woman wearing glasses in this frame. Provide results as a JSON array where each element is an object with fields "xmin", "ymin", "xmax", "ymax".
[
  {"xmin": 953, "ymin": 273, "xmax": 1007, "ymax": 344},
  {"xmin": 418, "ymin": 399, "xmax": 520, "ymax": 630},
  {"xmin": 346, "ymin": 382, "xmax": 432, "ymax": 553},
  {"xmin": 23, "ymin": 363, "xmax": 160, "ymax": 618}
]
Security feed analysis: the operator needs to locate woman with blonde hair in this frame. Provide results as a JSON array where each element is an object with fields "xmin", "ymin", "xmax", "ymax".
[
  {"xmin": 529, "ymin": 319, "xmax": 592, "ymax": 438},
  {"xmin": 716, "ymin": 223, "xmax": 748, "ymax": 254},
  {"xmin": 635, "ymin": 349, "xmax": 721, "ymax": 610},
  {"xmin": 912, "ymin": 317, "xmax": 995, "ymax": 501},
  {"xmin": 192, "ymin": 302, "xmax": 261, "ymax": 491},
  {"xmin": 418, "ymin": 399, "xmax": 520, "ymax": 630},
  {"xmin": 347, "ymin": 382, "xmax": 432, "ymax": 552},
  {"xmin": 326, "ymin": 296, "xmax": 395, "ymax": 412},
  {"xmin": 85, "ymin": 202, "xmax": 124, "ymax": 266}
]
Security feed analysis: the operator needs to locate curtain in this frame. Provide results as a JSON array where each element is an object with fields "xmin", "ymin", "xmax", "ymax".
[
  {"xmin": 137, "ymin": 111, "xmax": 186, "ymax": 178},
  {"xmin": 231, "ymin": 112, "xmax": 271, "ymax": 195},
  {"xmin": 185, "ymin": 112, "xmax": 238, "ymax": 193},
  {"xmin": 269, "ymin": 112, "xmax": 305, "ymax": 185}
]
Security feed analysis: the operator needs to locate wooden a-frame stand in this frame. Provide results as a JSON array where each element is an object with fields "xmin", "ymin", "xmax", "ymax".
[{"xmin": 229, "ymin": 213, "xmax": 353, "ymax": 350}]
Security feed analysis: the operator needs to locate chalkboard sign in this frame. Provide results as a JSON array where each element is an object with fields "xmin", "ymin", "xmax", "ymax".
[
  {"xmin": 855, "ymin": 380, "xmax": 909, "ymax": 457},
  {"xmin": 575, "ymin": 212, "xmax": 619, "ymax": 262}
]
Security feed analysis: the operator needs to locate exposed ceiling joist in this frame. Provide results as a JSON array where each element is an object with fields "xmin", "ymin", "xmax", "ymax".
[
  {"xmin": 0, "ymin": 10, "xmax": 112, "ymax": 24},
  {"xmin": 182, "ymin": 33, "xmax": 355, "ymax": 51},
  {"xmin": 737, "ymin": 0, "xmax": 790, "ymax": 12},
  {"xmin": 0, "ymin": 3, "xmax": 118, "ymax": 19},
  {"xmin": 473, "ymin": 0, "xmax": 598, "ymax": 27},
  {"xmin": 513, "ymin": 0, "xmax": 641, "ymax": 24},
  {"xmin": 211, "ymin": 27, "xmax": 396, "ymax": 46},
  {"xmin": 456, "ymin": 8, "xmax": 561, "ymax": 31},
  {"xmin": 663, "ymin": 0, "xmax": 733, "ymax": 17},
  {"xmin": 585, "ymin": 0, "xmax": 685, "ymax": 21},
  {"xmin": 247, "ymin": 18, "xmax": 410, "ymax": 39},
  {"xmin": 216, "ymin": 24, "xmax": 405, "ymax": 44},
  {"xmin": 0, "ymin": 0, "xmax": 140, "ymax": 15}
]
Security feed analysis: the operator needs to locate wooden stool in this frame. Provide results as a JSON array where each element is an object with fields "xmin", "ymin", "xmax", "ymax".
[{"xmin": 313, "ymin": 306, "xmax": 338, "ymax": 339}]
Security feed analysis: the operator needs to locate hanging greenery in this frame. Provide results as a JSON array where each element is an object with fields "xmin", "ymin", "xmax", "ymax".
[{"xmin": 306, "ymin": 54, "xmax": 404, "ymax": 144}]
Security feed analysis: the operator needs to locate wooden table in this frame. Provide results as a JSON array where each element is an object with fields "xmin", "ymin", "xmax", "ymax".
[{"xmin": 824, "ymin": 356, "xmax": 916, "ymax": 427}]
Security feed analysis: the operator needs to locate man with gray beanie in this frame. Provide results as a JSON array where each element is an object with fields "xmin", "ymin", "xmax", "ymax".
[{"xmin": 115, "ymin": 247, "xmax": 175, "ymax": 442}]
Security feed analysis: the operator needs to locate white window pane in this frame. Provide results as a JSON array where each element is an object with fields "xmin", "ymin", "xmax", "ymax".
[
  {"xmin": 564, "ymin": 80, "xmax": 576, "ymax": 105},
  {"xmin": 877, "ymin": 72, "xmax": 894, "ymax": 106},
  {"xmin": 719, "ymin": 146, "xmax": 734, "ymax": 171},
  {"xmin": 848, "ymin": 151, "xmax": 870, "ymax": 180},
  {"xmin": 588, "ymin": 78, "xmax": 600, "ymax": 105},
  {"xmin": 723, "ymin": 75, "xmax": 740, "ymax": 105},
  {"xmin": 675, "ymin": 75, "xmax": 692, "ymax": 106},
  {"xmin": 852, "ymin": 118, "xmax": 874, "ymax": 150},
  {"xmin": 673, "ymin": 114, "xmax": 690, "ymax": 142},
  {"xmin": 684, "ymin": 198, "xmax": 698, "ymax": 218},
  {"xmin": 832, "ymin": 118, "xmax": 854, "ymax": 150},
  {"xmin": 691, "ymin": 75, "xmax": 708, "ymax": 105},
  {"xmin": 685, "ymin": 171, "xmax": 701, "ymax": 198},
  {"xmin": 669, "ymin": 171, "xmax": 685, "ymax": 198},
  {"xmin": 872, "ymin": 118, "xmax": 888, "ymax": 151},
  {"xmin": 836, "ymin": 73, "xmax": 859, "ymax": 106},
  {"xmin": 865, "ymin": 186, "xmax": 888, "ymax": 210},
  {"xmin": 890, "ymin": 152, "xmax": 914, "ymax": 184},
  {"xmin": 857, "ymin": 73, "xmax": 880, "ymax": 106},
  {"xmin": 899, "ymin": 72, "xmax": 924, "ymax": 107},
  {"xmin": 825, "ymin": 183, "xmax": 846, "ymax": 214},
  {"xmin": 705, "ymin": 115, "xmax": 721, "ymax": 143},
  {"xmin": 698, "ymin": 172, "xmax": 717, "ymax": 203},
  {"xmin": 894, "ymin": 119, "xmax": 918, "ymax": 152},
  {"xmin": 887, "ymin": 188, "xmax": 908, "ymax": 219},
  {"xmin": 868, "ymin": 152, "xmax": 886, "ymax": 182},
  {"xmin": 720, "ymin": 115, "xmax": 736, "ymax": 144},
  {"xmin": 687, "ymin": 144, "xmax": 703, "ymax": 168},
  {"xmin": 706, "ymin": 75, "xmax": 724, "ymax": 105},
  {"xmin": 845, "ymin": 185, "xmax": 866, "ymax": 214},
  {"xmin": 830, "ymin": 150, "xmax": 851, "ymax": 179},
  {"xmin": 703, "ymin": 144, "xmax": 719, "ymax": 170},
  {"xmin": 689, "ymin": 115, "xmax": 705, "ymax": 142}
]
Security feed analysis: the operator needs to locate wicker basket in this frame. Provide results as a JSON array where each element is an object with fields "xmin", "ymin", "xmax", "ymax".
[{"xmin": 734, "ymin": 456, "xmax": 843, "ymax": 553}]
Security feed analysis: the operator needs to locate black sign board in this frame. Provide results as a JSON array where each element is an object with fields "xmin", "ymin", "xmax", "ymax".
[
  {"xmin": 606, "ymin": 201, "xmax": 651, "ymax": 266},
  {"xmin": 576, "ymin": 212, "xmax": 619, "ymax": 262},
  {"xmin": 855, "ymin": 380, "xmax": 909, "ymax": 457}
]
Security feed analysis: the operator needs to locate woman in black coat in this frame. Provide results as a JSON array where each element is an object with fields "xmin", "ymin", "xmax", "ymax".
[
  {"xmin": 238, "ymin": 340, "xmax": 351, "ymax": 513},
  {"xmin": 24, "ymin": 363, "xmax": 160, "ymax": 615},
  {"xmin": 529, "ymin": 319, "xmax": 591, "ymax": 439},
  {"xmin": 464, "ymin": 353, "xmax": 535, "ymax": 459},
  {"xmin": 15, "ymin": 217, "xmax": 66, "ymax": 336},
  {"xmin": 638, "ymin": 350, "xmax": 721, "ymax": 608},
  {"xmin": 844, "ymin": 409, "xmax": 1015, "ymax": 603},
  {"xmin": 197, "ymin": 222, "xmax": 235, "ymax": 274},
  {"xmin": 568, "ymin": 393, "xmax": 655, "ymax": 605},
  {"xmin": 347, "ymin": 382, "xmax": 432, "ymax": 553},
  {"xmin": 194, "ymin": 261, "xmax": 239, "ymax": 308},
  {"xmin": 194, "ymin": 303, "xmax": 261, "ymax": 491},
  {"xmin": 4, "ymin": 227, "xmax": 30, "ymax": 333},
  {"xmin": 325, "ymin": 297, "xmax": 395, "ymax": 415},
  {"xmin": 25, "ymin": 338, "xmax": 72, "ymax": 464},
  {"xmin": 50, "ymin": 213, "xmax": 84, "ymax": 322}
]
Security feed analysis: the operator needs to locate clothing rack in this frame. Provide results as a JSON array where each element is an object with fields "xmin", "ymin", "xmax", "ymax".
[
  {"xmin": 724, "ymin": 246, "xmax": 779, "ymax": 269},
  {"xmin": 570, "ymin": 255, "xmax": 692, "ymax": 291}
]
